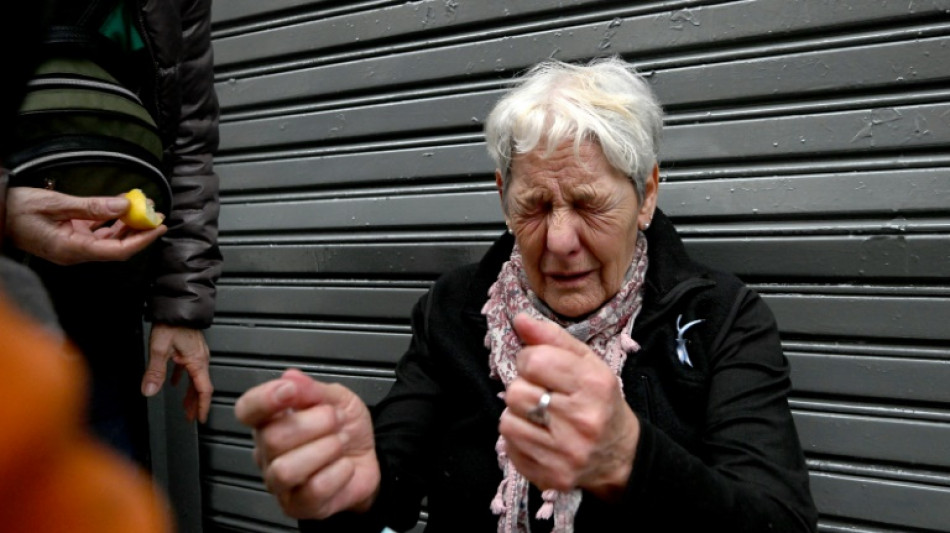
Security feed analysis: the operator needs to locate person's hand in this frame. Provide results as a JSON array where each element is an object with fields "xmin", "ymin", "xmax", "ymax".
[
  {"xmin": 142, "ymin": 323, "xmax": 213, "ymax": 423},
  {"xmin": 234, "ymin": 369, "xmax": 380, "ymax": 520},
  {"xmin": 499, "ymin": 313, "xmax": 640, "ymax": 502},
  {"xmin": 4, "ymin": 187, "xmax": 166, "ymax": 265}
]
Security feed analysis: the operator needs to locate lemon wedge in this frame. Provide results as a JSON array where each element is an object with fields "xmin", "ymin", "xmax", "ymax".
[{"xmin": 119, "ymin": 188, "xmax": 163, "ymax": 230}]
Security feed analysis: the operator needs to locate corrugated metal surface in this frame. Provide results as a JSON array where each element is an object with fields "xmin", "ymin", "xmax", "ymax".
[{"xmin": 198, "ymin": 1, "xmax": 950, "ymax": 531}]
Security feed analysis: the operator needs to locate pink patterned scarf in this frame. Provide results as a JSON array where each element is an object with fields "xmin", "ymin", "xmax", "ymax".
[{"xmin": 482, "ymin": 233, "xmax": 648, "ymax": 533}]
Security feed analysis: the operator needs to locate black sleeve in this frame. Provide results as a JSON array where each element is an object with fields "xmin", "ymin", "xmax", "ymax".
[
  {"xmin": 301, "ymin": 293, "xmax": 440, "ymax": 533},
  {"xmin": 148, "ymin": 0, "xmax": 222, "ymax": 328},
  {"xmin": 620, "ymin": 288, "xmax": 818, "ymax": 532}
]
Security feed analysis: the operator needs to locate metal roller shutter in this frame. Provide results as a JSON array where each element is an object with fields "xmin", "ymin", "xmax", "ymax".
[{"xmin": 177, "ymin": 1, "xmax": 950, "ymax": 531}]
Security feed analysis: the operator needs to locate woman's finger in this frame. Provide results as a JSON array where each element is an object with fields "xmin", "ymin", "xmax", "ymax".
[
  {"xmin": 501, "ymin": 415, "xmax": 573, "ymax": 491},
  {"xmin": 505, "ymin": 380, "xmax": 556, "ymax": 425},
  {"xmin": 284, "ymin": 457, "xmax": 357, "ymax": 519},
  {"xmin": 258, "ymin": 404, "xmax": 342, "ymax": 462},
  {"xmin": 264, "ymin": 432, "xmax": 348, "ymax": 493}
]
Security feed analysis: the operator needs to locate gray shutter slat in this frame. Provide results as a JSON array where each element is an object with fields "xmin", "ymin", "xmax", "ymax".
[
  {"xmin": 215, "ymin": 285, "xmax": 426, "ymax": 320},
  {"xmin": 795, "ymin": 411, "xmax": 950, "ymax": 467},
  {"xmin": 810, "ymin": 472, "xmax": 950, "ymax": 531},
  {"xmin": 788, "ymin": 353, "xmax": 950, "ymax": 403},
  {"xmin": 764, "ymin": 294, "xmax": 950, "ymax": 341}
]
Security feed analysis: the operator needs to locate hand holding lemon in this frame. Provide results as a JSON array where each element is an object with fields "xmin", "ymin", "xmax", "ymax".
[{"xmin": 119, "ymin": 188, "xmax": 165, "ymax": 230}]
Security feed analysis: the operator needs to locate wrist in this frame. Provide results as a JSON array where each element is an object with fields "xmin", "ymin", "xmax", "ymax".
[{"xmin": 587, "ymin": 408, "xmax": 639, "ymax": 503}]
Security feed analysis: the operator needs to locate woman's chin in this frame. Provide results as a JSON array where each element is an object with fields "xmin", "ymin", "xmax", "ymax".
[{"xmin": 546, "ymin": 293, "xmax": 605, "ymax": 320}]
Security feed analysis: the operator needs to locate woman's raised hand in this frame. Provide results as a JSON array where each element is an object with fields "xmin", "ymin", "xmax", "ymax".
[
  {"xmin": 499, "ymin": 313, "xmax": 641, "ymax": 502},
  {"xmin": 234, "ymin": 368, "xmax": 381, "ymax": 519}
]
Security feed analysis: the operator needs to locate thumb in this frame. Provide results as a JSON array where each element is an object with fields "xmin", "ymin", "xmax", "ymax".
[
  {"xmin": 280, "ymin": 368, "xmax": 356, "ymax": 411},
  {"xmin": 50, "ymin": 193, "xmax": 130, "ymax": 221},
  {"xmin": 513, "ymin": 312, "xmax": 588, "ymax": 357},
  {"xmin": 234, "ymin": 370, "xmax": 358, "ymax": 429},
  {"xmin": 141, "ymin": 346, "xmax": 170, "ymax": 397}
]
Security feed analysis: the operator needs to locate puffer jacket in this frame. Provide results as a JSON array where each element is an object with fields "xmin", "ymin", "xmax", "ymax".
[
  {"xmin": 132, "ymin": 0, "xmax": 221, "ymax": 328},
  {"xmin": 302, "ymin": 209, "xmax": 817, "ymax": 532}
]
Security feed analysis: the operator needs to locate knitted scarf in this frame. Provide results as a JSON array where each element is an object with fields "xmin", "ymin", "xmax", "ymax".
[{"xmin": 482, "ymin": 233, "xmax": 648, "ymax": 533}]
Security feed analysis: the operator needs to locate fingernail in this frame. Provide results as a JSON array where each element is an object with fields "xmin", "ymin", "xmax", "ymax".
[
  {"xmin": 107, "ymin": 197, "xmax": 128, "ymax": 212},
  {"xmin": 273, "ymin": 382, "xmax": 296, "ymax": 404},
  {"xmin": 143, "ymin": 383, "xmax": 159, "ymax": 396},
  {"xmin": 335, "ymin": 408, "xmax": 346, "ymax": 424}
]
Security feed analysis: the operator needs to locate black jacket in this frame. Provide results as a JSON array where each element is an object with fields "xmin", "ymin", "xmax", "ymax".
[
  {"xmin": 303, "ymin": 210, "xmax": 818, "ymax": 532},
  {"xmin": 133, "ymin": 0, "xmax": 221, "ymax": 328}
]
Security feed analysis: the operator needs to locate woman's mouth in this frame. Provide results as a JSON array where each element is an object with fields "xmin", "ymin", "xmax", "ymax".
[{"xmin": 548, "ymin": 271, "xmax": 591, "ymax": 285}]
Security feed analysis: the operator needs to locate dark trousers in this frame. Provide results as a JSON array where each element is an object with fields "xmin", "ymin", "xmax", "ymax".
[{"xmin": 31, "ymin": 254, "xmax": 153, "ymax": 469}]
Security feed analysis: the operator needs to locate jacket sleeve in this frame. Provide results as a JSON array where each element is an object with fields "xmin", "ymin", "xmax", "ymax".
[
  {"xmin": 300, "ymin": 294, "xmax": 438, "ymax": 533},
  {"xmin": 619, "ymin": 287, "xmax": 818, "ymax": 532},
  {"xmin": 148, "ymin": 0, "xmax": 222, "ymax": 328}
]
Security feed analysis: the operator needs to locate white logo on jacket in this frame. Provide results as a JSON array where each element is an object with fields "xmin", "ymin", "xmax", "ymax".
[{"xmin": 675, "ymin": 315, "xmax": 704, "ymax": 367}]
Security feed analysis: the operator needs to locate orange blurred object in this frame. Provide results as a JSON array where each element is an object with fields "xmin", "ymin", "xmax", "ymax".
[{"xmin": 0, "ymin": 293, "xmax": 171, "ymax": 533}]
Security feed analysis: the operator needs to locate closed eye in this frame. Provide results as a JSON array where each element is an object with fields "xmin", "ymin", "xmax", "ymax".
[
  {"xmin": 569, "ymin": 185, "xmax": 611, "ymax": 212},
  {"xmin": 574, "ymin": 195, "xmax": 614, "ymax": 216},
  {"xmin": 511, "ymin": 190, "xmax": 552, "ymax": 217}
]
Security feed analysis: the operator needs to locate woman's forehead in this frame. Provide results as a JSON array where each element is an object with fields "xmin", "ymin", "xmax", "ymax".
[{"xmin": 510, "ymin": 141, "xmax": 622, "ymax": 186}]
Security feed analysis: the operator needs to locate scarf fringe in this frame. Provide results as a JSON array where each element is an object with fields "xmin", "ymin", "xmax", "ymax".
[
  {"xmin": 536, "ymin": 490, "xmax": 557, "ymax": 520},
  {"xmin": 490, "ymin": 483, "xmax": 508, "ymax": 514}
]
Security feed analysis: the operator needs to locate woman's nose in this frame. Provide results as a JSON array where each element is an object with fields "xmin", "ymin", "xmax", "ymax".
[{"xmin": 545, "ymin": 211, "xmax": 580, "ymax": 256}]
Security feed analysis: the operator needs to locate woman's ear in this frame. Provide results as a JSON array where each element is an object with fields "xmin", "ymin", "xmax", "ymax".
[
  {"xmin": 495, "ymin": 169, "xmax": 507, "ymax": 215},
  {"xmin": 638, "ymin": 164, "xmax": 659, "ymax": 230},
  {"xmin": 496, "ymin": 170, "xmax": 515, "ymax": 234}
]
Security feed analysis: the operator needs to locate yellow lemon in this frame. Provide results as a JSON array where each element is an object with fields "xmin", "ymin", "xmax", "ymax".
[{"xmin": 119, "ymin": 188, "xmax": 163, "ymax": 230}]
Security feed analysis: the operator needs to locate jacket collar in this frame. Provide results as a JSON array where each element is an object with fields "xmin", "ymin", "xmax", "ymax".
[
  {"xmin": 462, "ymin": 209, "xmax": 713, "ymax": 325},
  {"xmin": 634, "ymin": 209, "xmax": 713, "ymax": 332}
]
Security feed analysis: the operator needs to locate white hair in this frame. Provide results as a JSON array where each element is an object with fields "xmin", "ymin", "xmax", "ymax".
[{"xmin": 484, "ymin": 57, "xmax": 663, "ymax": 211}]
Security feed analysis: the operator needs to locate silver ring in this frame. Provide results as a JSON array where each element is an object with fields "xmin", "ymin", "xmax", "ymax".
[{"xmin": 526, "ymin": 391, "xmax": 552, "ymax": 426}]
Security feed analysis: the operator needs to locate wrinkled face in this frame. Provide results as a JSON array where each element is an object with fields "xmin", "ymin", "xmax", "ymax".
[{"xmin": 499, "ymin": 140, "xmax": 657, "ymax": 319}]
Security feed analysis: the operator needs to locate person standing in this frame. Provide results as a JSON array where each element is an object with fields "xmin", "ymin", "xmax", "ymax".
[
  {"xmin": 0, "ymin": 4, "xmax": 171, "ymax": 532},
  {"xmin": 6, "ymin": 0, "xmax": 222, "ymax": 468}
]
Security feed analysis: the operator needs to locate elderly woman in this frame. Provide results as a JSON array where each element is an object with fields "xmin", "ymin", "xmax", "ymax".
[{"xmin": 235, "ymin": 57, "xmax": 818, "ymax": 533}]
